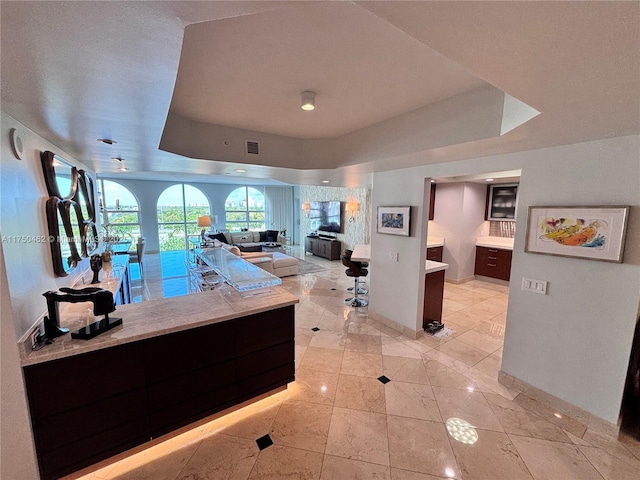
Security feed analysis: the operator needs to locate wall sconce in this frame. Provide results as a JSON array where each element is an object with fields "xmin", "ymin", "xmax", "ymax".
[
  {"xmin": 302, "ymin": 201, "xmax": 311, "ymax": 218},
  {"xmin": 346, "ymin": 201, "xmax": 360, "ymax": 222}
]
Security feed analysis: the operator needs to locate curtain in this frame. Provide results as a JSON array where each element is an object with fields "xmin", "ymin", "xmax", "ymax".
[{"xmin": 265, "ymin": 187, "xmax": 294, "ymax": 237}]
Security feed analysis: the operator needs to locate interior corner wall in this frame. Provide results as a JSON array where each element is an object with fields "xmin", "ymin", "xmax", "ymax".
[
  {"xmin": 369, "ymin": 134, "xmax": 639, "ymax": 423},
  {"xmin": 298, "ymin": 185, "xmax": 371, "ymax": 251}
]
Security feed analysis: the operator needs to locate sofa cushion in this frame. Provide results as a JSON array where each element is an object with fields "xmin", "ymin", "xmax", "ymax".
[
  {"xmin": 207, "ymin": 232, "xmax": 229, "ymax": 244},
  {"xmin": 271, "ymin": 252, "xmax": 298, "ymax": 268},
  {"xmin": 231, "ymin": 232, "xmax": 251, "ymax": 244}
]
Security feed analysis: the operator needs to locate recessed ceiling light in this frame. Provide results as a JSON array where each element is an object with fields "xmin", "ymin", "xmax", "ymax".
[
  {"xmin": 97, "ymin": 138, "xmax": 116, "ymax": 145},
  {"xmin": 485, "ymin": 178, "xmax": 494, "ymax": 182},
  {"xmin": 235, "ymin": 168, "xmax": 247, "ymax": 173},
  {"xmin": 322, "ymin": 180, "xmax": 330, "ymax": 184},
  {"xmin": 431, "ymin": 179, "xmax": 436, "ymax": 183},
  {"xmin": 119, "ymin": 165, "xmax": 127, "ymax": 171}
]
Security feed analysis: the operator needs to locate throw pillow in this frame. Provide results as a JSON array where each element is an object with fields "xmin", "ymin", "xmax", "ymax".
[
  {"xmin": 259, "ymin": 231, "xmax": 268, "ymax": 242},
  {"xmin": 207, "ymin": 233, "xmax": 228, "ymax": 244},
  {"xmin": 266, "ymin": 230, "xmax": 279, "ymax": 242}
]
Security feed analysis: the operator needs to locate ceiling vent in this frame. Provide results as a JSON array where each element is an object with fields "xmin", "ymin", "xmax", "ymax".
[{"xmin": 245, "ymin": 139, "xmax": 260, "ymax": 155}]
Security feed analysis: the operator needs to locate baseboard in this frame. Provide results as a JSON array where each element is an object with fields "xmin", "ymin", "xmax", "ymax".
[
  {"xmin": 367, "ymin": 310, "xmax": 422, "ymax": 340},
  {"xmin": 444, "ymin": 276, "xmax": 475, "ymax": 285},
  {"xmin": 498, "ymin": 371, "xmax": 621, "ymax": 438}
]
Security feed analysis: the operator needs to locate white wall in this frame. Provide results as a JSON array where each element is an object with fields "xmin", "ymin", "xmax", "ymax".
[
  {"xmin": 428, "ymin": 182, "xmax": 487, "ymax": 282},
  {"xmin": 370, "ymin": 135, "xmax": 640, "ymax": 423},
  {"xmin": 0, "ymin": 113, "xmax": 95, "ymax": 338}
]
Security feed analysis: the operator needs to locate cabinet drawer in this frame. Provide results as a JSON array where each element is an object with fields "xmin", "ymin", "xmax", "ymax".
[
  {"xmin": 426, "ymin": 246, "xmax": 443, "ymax": 262},
  {"xmin": 475, "ymin": 246, "xmax": 512, "ymax": 263}
]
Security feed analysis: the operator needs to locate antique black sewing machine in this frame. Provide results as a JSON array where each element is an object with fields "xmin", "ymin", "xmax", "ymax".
[{"xmin": 43, "ymin": 287, "xmax": 123, "ymax": 340}]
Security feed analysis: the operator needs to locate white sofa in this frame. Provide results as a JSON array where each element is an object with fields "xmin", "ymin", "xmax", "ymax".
[
  {"xmin": 221, "ymin": 244, "xmax": 298, "ymax": 277},
  {"xmin": 218, "ymin": 230, "xmax": 286, "ymax": 249}
]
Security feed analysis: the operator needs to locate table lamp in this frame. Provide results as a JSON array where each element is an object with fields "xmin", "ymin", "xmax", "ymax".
[{"xmin": 197, "ymin": 216, "xmax": 212, "ymax": 241}]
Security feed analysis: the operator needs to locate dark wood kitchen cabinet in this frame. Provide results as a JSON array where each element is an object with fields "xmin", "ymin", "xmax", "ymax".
[
  {"xmin": 426, "ymin": 246, "xmax": 443, "ymax": 262},
  {"xmin": 474, "ymin": 246, "xmax": 512, "ymax": 281},
  {"xmin": 23, "ymin": 306, "xmax": 295, "ymax": 480},
  {"xmin": 428, "ymin": 183, "xmax": 437, "ymax": 220}
]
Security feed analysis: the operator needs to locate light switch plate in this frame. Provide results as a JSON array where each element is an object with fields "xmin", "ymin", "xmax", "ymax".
[{"xmin": 522, "ymin": 277, "xmax": 548, "ymax": 295}]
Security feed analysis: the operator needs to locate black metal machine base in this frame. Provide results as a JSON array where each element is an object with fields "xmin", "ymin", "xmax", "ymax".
[
  {"xmin": 424, "ymin": 321, "xmax": 445, "ymax": 334},
  {"xmin": 44, "ymin": 315, "xmax": 69, "ymax": 339},
  {"xmin": 71, "ymin": 316, "xmax": 123, "ymax": 340}
]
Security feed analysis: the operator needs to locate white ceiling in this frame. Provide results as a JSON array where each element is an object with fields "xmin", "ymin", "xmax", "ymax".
[{"xmin": 1, "ymin": 1, "xmax": 638, "ymax": 187}]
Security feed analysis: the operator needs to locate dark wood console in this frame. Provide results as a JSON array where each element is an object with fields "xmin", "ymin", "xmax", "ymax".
[
  {"xmin": 23, "ymin": 306, "xmax": 295, "ymax": 480},
  {"xmin": 305, "ymin": 236, "xmax": 341, "ymax": 260}
]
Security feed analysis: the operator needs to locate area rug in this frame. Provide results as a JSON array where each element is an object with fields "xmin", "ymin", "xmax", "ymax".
[{"xmin": 297, "ymin": 258, "xmax": 328, "ymax": 275}]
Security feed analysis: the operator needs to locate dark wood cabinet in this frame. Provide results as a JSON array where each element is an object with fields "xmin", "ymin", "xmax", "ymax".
[
  {"xmin": 474, "ymin": 246, "xmax": 512, "ymax": 281},
  {"xmin": 426, "ymin": 246, "xmax": 443, "ymax": 262},
  {"xmin": 23, "ymin": 306, "xmax": 295, "ymax": 480},
  {"xmin": 305, "ymin": 236, "xmax": 341, "ymax": 260},
  {"xmin": 423, "ymin": 269, "xmax": 446, "ymax": 326},
  {"xmin": 428, "ymin": 183, "xmax": 436, "ymax": 221}
]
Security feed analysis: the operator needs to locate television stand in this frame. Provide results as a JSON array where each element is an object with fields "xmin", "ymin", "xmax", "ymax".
[{"xmin": 305, "ymin": 235, "xmax": 341, "ymax": 261}]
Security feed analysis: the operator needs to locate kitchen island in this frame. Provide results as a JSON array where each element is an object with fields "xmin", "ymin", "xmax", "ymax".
[{"xmin": 19, "ymin": 256, "xmax": 298, "ymax": 480}]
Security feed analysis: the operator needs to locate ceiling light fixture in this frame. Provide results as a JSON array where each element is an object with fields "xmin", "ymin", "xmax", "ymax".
[
  {"xmin": 235, "ymin": 168, "xmax": 247, "ymax": 173},
  {"xmin": 322, "ymin": 180, "xmax": 330, "ymax": 184},
  {"xmin": 485, "ymin": 178, "xmax": 494, "ymax": 182},
  {"xmin": 301, "ymin": 91, "xmax": 315, "ymax": 111},
  {"xmin": 119, "ymin": 163, "xmax": 127, "ymax": 171},
  {"xmin": 97, "ymin": 138, "xmax": 117, "ymax": 145},
  {"xmin": 112, "ymin": 157, "xmax": 124, "ymax": 162}
]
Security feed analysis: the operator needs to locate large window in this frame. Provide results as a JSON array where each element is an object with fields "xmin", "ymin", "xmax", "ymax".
[
  {"xmin": 98, "ymin": 180, "xmax": 141, "ymax": 242},
  {"xmin": 225, "ymin": 187, "xmax": 265, "ymax": 231},
  {"xmin": 157, "ymin": 184, "xmax": 210, "ymax": 251}
]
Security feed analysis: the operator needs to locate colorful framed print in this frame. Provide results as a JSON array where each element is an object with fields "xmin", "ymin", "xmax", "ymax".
[
  {"xmin": 377, "ymin": 206, "xmax": 411, "ymax": 236},
  {"xmin": 525, "ymin": 206, "xmax": 629, "ymax": 263}
]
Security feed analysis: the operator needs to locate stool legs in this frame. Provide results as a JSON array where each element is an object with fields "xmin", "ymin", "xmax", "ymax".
[{"xmin": 345, "ymin": 276, "xmax": 368, "ymax": 307}]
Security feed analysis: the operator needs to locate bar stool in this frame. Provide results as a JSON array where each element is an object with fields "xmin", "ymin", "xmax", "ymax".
[
  {"xmin": 344, "ymin": 249, "xmax": 368, "ymax": 295},
  {"xmin": 342, "ymin": 255, "xmax": 368, "ymax": 307}
]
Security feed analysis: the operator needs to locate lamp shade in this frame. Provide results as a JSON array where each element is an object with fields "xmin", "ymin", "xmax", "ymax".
[{"xmin": 197, "ymin": 216, "xmax": 212, "ymax": 228}]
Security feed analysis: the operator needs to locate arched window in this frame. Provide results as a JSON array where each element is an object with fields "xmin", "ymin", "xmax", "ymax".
[
  {"xmin": 225, "ymin": 187, "xmax": 265, "ymax": 231},
  {"xmin": 157, "ymin": 184, "xmax": 210, "ymax": 251},
  {"xmin": 97, "ymin": 179, "xmax": 141, "ymax": 242}
]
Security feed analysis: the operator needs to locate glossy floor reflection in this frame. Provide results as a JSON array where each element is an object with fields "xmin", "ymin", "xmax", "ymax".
[{"xmin": 75, "ymin": 249, "xmax": 640, "ymax": 480}]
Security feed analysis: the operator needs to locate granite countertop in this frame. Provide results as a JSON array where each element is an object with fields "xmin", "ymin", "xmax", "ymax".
[
  {"xmin": 20, "ymin": 283, "xmax": 299, "ymax": 367},
  {"xmin": 427, "ymin": 237, "xmax": 445, "ymax": 248},
  {"xmin": 425, "ymin": 260, "xmax": 449, "ymax": 274},
  {"xmin": 476, "ymin": 236, "xmax": 515, "ymax": 250}
]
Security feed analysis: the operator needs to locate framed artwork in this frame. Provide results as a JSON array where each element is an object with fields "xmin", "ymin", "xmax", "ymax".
[
  {"xmin": 525, "ymin": 206, "xmax": 629, "ymax": 263},
  {"xmin": 377, "ymin": 206, "xmax": 411, "ymax": 236}
]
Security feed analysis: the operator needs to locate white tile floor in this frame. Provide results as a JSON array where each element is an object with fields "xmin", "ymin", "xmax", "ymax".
[{"xmin": 73, "ymin": 247, "xmax": 640, "ymax": 480}]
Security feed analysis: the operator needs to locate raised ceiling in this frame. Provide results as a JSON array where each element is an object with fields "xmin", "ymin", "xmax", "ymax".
[{"xmin": 1, "ymin": 1, "xmax": 638, "ymax": 187}]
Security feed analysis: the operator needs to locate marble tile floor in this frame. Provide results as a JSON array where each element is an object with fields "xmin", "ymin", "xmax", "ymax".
[{"xmin": 76, "ymin": 250, "xmax": 640, "ymax": 480}]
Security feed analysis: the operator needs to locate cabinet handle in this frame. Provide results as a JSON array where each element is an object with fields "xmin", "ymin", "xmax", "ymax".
[
  {"xmin": 488, "ymin": 264, "xmax": 497, "ymax": 267},
  {"xmin": 488, "ymin": 249, "xmax": 498, "ymax": 252},
  {"xmin": 488, "ymin": 256, "xmax": 497, "ymax": 260}
]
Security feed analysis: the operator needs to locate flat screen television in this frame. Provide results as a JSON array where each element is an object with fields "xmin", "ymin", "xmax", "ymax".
[{"xmin": 310, "ymin": 201, "xmax": 342, "ymax": 233}]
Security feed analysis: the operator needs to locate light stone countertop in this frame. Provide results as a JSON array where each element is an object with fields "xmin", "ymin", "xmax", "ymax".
[
  {"xmin": 427, "ymin": 237, "xmax": 445, "ymax": 248},
  {"xmin": 425, "ymin": 260, "xmax": 449, "ymax": 274},
  {"xmin": 20, "ymin": 282, "xmax": 299, "ymax": 367},
  {"xmin": 476, "ymin": 236, "xmax": 515, "ymax": 250}
]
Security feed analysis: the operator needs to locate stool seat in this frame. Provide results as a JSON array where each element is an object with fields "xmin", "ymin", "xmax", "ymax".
[{"xmin": 342, "ymin": 255, "xmax": 368, "ymax": 308}]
